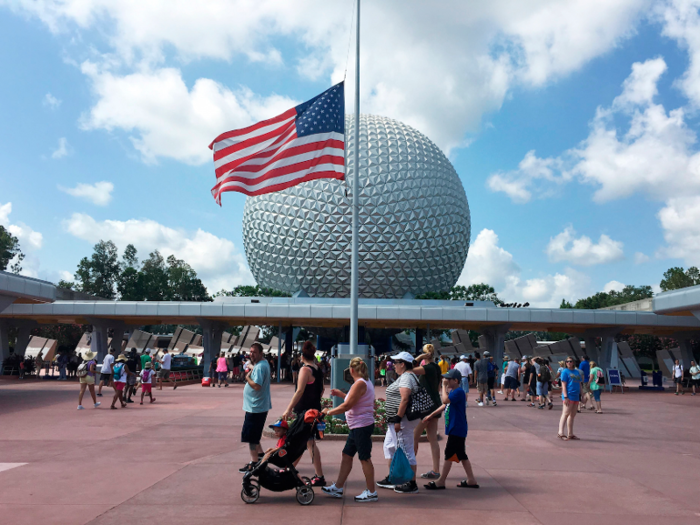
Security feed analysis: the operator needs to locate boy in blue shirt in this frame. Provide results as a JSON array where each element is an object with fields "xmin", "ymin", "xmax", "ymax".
[{"xmin": 423, "ymin": 369, "xmax": 479, "ymax": 490}]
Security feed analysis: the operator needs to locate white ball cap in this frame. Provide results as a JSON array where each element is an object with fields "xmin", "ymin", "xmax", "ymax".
[{"xmin": 390, "ymin": 351, "xmax": 415, "ymax": 364}]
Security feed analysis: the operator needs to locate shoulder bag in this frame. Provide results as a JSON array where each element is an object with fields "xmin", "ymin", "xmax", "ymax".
[{"xmin": 405, "ymin": 372, "xmax": 436, "ymax": 421}]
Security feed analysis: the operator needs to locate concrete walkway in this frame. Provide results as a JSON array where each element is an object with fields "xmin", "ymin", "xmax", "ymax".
[{"xmin": 0, "ymin": 378, "xmax": 699, "ymax": 525}]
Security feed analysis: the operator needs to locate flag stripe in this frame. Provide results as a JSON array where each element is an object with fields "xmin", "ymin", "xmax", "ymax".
[
  {"xmin": 213, "ymin": 152, "xmax": 344, "ymax": 192},
  {"xmin": 211, "ymin": 114, "xmax": 296, "ymax": 154},
  {"xmin": 213, "ymin": 117, "xmax": 297, "ymax": 162},
  {"xmin": 214, "ymin": 127, "xmax": 297, "ymax": 177},
  {"xmin": 213, "ymin": 164, "xmax": 345, "ymax": 198},
  {"xmin": 208, "ymin": 108, "xmax": 296, "ymax": 150}
]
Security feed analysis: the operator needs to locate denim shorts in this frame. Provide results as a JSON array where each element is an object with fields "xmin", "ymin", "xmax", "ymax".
[
  {"xmin": 536, "ymin": 381, "xmax": 548, "ymax": 396},
  {"xmin": 592, "ymin": 389, "xmax": 601, "ymax": 402},
  {"xmin": 460, "ymin": 378, "xmax": 470, "ymax": 393}
]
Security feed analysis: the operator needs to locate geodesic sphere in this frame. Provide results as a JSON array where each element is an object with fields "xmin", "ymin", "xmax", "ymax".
[{"xmin": 242, "ymin": 114, "xmax": 471, "ymax": 298}]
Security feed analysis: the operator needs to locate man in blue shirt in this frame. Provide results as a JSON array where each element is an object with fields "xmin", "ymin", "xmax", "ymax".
[
  {"xmin": 239, "ymin": 342, "xmax": 272, "ymax": 474},
  {"xmin": 422, "ymin": 369, "xmax": 479, "ymax": 490},
  {"xmin": 578, "ymin": 355, "xmax": 591, "ymax": 410}
]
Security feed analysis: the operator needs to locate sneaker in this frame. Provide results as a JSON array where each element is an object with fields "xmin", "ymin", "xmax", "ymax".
[
  {"xmin": 355, "ymin": 489, "xmax": 378, "ymax": 502},
  {"xmin": 477, "ymin": 402, "xmax": 484, "ymax": 407},
  {"xmin": 96, "ymin": 393, "xmax": 103, "ymax": 397},
  {"xmin": 310, "ymin": 475, "xmax": 326, "ymax": 487},
  {"xmin": 376, "ymin": 476, "xmax": 395, "ymax": 489},
  {"xmin": 420, "ymin": 470, "xmax": 440, "ymax": 479},
  {"xmin": 321, "ymin": 483, "xmax": 344, "ymax": 498},
  {"xmin": 497, "ymin": 390, "xmax": 503, "ymax": 395},
  {"xmin": 675, "ymin": 392, "xmax": 679, "ymax": 396},
  {"xmin": 492, "ymin": 402, "xmax": 497, "ymax": 407},
  {"xmin": 94, "ymin": 402, "xmax": 101, "ymax": 408},
  {"xmin": 394, "ymin": 480, "xmax": 419, "ymax": 494},
  {"xmin": 77, "ymin": 405, "xmax": 85, "ymax": 410},
  {"xmin": 537, "ymin": 405, "xmax": 545, "ymax": 409},
  {"xmin": 238, "ymin": 462, "xmax": 255, "ymax": 474}
]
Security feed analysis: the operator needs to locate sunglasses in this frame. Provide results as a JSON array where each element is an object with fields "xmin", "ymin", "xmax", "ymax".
[{"xmin": 566, "ymin": 360, "xmax": 574, "ymax": 363}]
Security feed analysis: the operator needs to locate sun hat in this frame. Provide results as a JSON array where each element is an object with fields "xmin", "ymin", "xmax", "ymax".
[
  {"xmin": 389, "ymin": 351, "xmax": 415, "ymax": 364},
  {"xmin": 144, "ymin": 361, "xmax": 152, "ymax": 369},
  {"xmin": 83, "ymin": 351, "xmax": 96, "ymax": 361},
  {"xmin": 269, "ymin": 419, "xmax": 289, "ymax": 430},
  {"xmin": 116, "ymin": 354, "xmax": 128, "ymax": 363},
  {"xmin": 442, "ymin": 369, "xmax": 462, "ymax": 381}
]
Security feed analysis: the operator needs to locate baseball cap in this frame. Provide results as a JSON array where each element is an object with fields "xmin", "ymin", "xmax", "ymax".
[
  {"xmin": 442, "ymin": 369, "xmax": 462, "ymax": 381},
  {"xmin": 269, "ymin": 420, "xmax": 289, "ymax": 431},
  {"xmin": 389, "ymin": 351, "xmax": 415, "ymax": 364},
  {"xmin": 460, "ymin": 354, "xmax": 468, "ymax": 360},
  {"xmin": 483, "ymin": 351, "xmax": 490, "ymax": 356}
]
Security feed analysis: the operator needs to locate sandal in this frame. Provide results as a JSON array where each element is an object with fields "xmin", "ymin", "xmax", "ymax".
[
  {"xmin": 457, "ymin": 480, "xmax": 479, "ymax": 488},
  {"xmin": 424, "ymin": 481, "xmax": 446, "ymax": 490},
  {"xmin": 568, "ymin": 435, "xmax": 580, "ymax": 440},
  {"xmin": 557, "ymin": 434, "xmax": 568, "ymax": 440},
  {"xmin": 110, "ymin": 405, "xmax": 117, "ymax": 410},
  {"xmin": 596, "ymin": 411, "xmax": 603, "ymax": 414}
]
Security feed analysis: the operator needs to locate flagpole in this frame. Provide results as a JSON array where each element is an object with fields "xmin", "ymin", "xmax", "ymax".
[{"xmin": 349, "ymin": 0, "xmax": 360, "ymax": 355}]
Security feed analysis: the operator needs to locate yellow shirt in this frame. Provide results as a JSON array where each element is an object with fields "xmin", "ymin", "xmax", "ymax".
[{"xmin": 439, "ymin": 359, "xmax": 450, "ymax": 374}]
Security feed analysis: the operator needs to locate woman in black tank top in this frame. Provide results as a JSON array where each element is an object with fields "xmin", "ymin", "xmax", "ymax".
[{"xmin": 282, "ymin": 341, "xmax": 326, "ymax": 486}]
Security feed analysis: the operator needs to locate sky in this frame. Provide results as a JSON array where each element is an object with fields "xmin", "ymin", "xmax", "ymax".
[{"xmin": 2, "ymin": 0, "xmax": 700, "ymax": 307}]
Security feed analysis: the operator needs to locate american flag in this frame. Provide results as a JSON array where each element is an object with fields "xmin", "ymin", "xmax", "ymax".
[{"xmin": 210, "ymin": 82, "xmax": 345, "ymax": 204}]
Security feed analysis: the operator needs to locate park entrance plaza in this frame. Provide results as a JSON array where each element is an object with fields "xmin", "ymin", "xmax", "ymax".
[{"xmin": 0, "ymin": 377, "xmax": 699, "ymax": 525}]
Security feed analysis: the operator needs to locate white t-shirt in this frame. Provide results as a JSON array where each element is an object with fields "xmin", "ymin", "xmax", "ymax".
[
  {"xmin": 161, "ymin": 353, "xmax": 172, "ymax": 370},
  {"xmin": 690, "ymin": 365, "xmax": 700, "ymax": 380},
  {"xmin": 101, "ymin": 354, "xmax": 114, "ymax": 374},
  {"xmin": 454, "ymin": 361, "xmax": 472, "ymax": 379},
  {"xmin": 140, "ymin": 369, "xmax": 154, "ymax": 384},
  {"xmin": 113, "ymin": 362, "xmax": 127, "ymax": 383},
  {"xmin": 673, "ymin": 364, "xmax": 683, "ymax": 378}
]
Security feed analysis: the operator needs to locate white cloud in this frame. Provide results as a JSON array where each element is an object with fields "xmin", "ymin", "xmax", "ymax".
[
  {"xmin": 613, "ymin": 56, "xmax": 667, "ymax": 108},
  {"xmin": 487, "ymin": 151, "xmax": 565, "ymax": 203},
  {"xmin": 79, "ymin": 62, "xmax": 297, "ymax": 165},
  {"xmin": 51, "ymin": 137, "xmax": 70, "ymax": 159},
  {"xmin": 7, "ymin": 0, "xmax": 653, "ymax": 155},
  {"xmin": 62, "ymin": 213, "xmax": 254, "ymax": 292},
  {"xmin": 656, "ymin": 195, "xmax": 700, "ymax": 263},
  {"xmin": 603, "ymin": 280, "xmax": 626, "ymax": 293},
  {"xmin": 43, "ymin": 92, "xmax": 61, "ymax": 109},
  {"xmin": 457, "ymin": 228, "xmax": 592, "ymax": 307},
  {"xmin": 58, "ymin": 181, "xmax": 114, "ymax": 206},
  {"xmin": 0, "ymin": 202, "xmax": 44, "ymax": 277},
  {"xmin": 634, "ymin": 251, "xmax": 650, "ymax": 264},
  {"xmin": 546, "ymin": 226, "xmax": 624, "ymax": 266},
  {"xmin": 658, "ymin": 0, "xmax": 700, "ymax": 107}
]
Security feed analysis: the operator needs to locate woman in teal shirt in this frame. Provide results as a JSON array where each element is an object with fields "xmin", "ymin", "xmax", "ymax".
[
  {"xmin": 558, "ymin": 357, "xmax": 582, "ymax": 441},
  {"xmin": 588, "ymin": 361, "xmax": 604, "ymax": 414}
]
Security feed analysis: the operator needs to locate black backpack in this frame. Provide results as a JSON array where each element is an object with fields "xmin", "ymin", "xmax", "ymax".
[{"xmin": 539, "ymin": 365, "xmax": 551, "ymax": 382}]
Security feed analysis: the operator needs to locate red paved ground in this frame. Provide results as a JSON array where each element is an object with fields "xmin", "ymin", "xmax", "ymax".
[{"xmin": 1, "ymin": 377, "xmax": 699, "ymax": 525}]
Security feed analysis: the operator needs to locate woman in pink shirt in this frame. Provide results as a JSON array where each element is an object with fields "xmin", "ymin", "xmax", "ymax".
[
  {"xmin": 216, "ymin": 352, "xmax": 229, "ymax": 388},
  {"xmin": 321, "ymin": 357, "xmax": 378, "ymax": 503}
]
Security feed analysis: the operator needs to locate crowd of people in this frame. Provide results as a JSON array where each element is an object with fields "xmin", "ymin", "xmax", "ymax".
[
  {"xmin": 76, "ymin": 347, "xmax": 176, "ymax": 410},
  {"xmin": 238, "ymin": 342, "xmax": 480, "ymax": 502}
]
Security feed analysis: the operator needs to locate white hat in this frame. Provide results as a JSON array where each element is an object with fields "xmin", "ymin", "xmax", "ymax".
[
  {"xmin": 390, "ymin": 351, "xmax": 415, "ymax": 364},
  {"xmin": 460, "ymin": 355, "xmax": 468, "ymax": 360}
]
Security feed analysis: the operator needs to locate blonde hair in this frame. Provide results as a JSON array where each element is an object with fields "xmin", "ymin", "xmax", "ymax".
[
  {"xmin": 349, "ymin": 357, "xmax": 369, "ymax": 380},
  {"xmin": 589, "ymin": 360, "xmax": 597, "ymax": 368},
  {"xmin": 423, "ymin": 344, "xmax": 435, "ymax": 358}
]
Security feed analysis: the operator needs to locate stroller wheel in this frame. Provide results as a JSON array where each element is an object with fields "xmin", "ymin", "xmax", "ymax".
[
  {"xmin": 296, "ymin": 486, "xmax": 314, "ymax": 506},
  {"xmin": 241, "ymin": 480, "xmax": 260, "ymax": 504}
]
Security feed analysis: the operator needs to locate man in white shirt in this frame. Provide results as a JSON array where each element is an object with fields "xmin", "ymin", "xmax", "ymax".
[
  {"xmin": 97, "ymin": 349, "xmax": 115, "ymax": 397},
  {"xmin": 454, "ymin": 355, "xmax": 473, "ymax": 405},
  {"xmin": 689, "ymin": 360, "xmax": 700, "ymax": 396},
  {"xmin": 673, "ymin": 359, "xmax": 684, "ymax": 395},
  {"xmin": 157, "ymin": 348, "xmax": 175, "ymax": 391}
]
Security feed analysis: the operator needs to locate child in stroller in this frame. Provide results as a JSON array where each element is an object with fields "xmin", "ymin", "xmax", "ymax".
[{"xmin": 241, "ymin": 409, "xmax": 325, "ymax": 505}]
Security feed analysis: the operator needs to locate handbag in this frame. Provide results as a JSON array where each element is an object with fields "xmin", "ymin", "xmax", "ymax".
[
  {"xmin": 405, "ymin": 373, "xmax": 436, "ymax": 421},
  {"xmin": 388, "ymin": 437, "xmax": 413, "ymax": 485}
]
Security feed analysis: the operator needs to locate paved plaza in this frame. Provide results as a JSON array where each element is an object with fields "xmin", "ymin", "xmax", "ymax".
[{"xmin": 0, "ymin": 378, "xmax": 699, "ymax": 525}]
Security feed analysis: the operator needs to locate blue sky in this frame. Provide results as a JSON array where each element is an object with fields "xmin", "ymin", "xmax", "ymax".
[{"xmin": 1, "ymin": 0, "xmax": 700, "ymax": 306}]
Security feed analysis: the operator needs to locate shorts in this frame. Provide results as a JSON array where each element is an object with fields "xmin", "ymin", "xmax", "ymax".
[
  {"xmin": 504, "ymin": 376, "xmax": 519, "ymax": 390},
  {"xmin": 477, "ymin": 382, "xmax": 487, "ymax": 394},
  {"xmin": 232, "ymin": 367, "xmax": 240, "ymax": 375},
  {"xmin": 383, "ymin": 417, "xmax": 419, "ymax": 466},
  {"xmin": 562, "ymin": 398, "xmax": 579, "ymax": 406},
  {"xmin": 444, "ymin": 434, "xmax": 469, "ymax": 463},
  {"xmin": 100, "ymin": 373, "xmax": 112, "ymax": 383},
  {"xmin": 581, "ymin": 382, "xmax": 591, "ymax": 394},
  {"xmin": 127, "ymin": 375, "xmax": 137, "ymax": 386},
  {"xmin": 142, "ymin": 383, "xmax": 152, "ymax": 393},
  {"xmin": 343, "ymin": 424, "xmax": 374, "ymax": 461},
  {"xmin": 592, "ymin": 389, "xmax": 601, "ymax": 402},
  {"xmin": 693, "ymin": 379, "xmax": 700, "ymax": 387},
  {"xmin": 487, "ymin": 377, "xmax": 495, "ymax": 389},
  {"xmin": 80, "ymin": 375, "xmax": 95, "ymax": 385},
  {"xmin": 460, "ymin": 378, "xmax": 470, "ymax": 393},
  {"xmin": 158, "ymin": 369, "xmax": 171, "ymax": 380},
  {"xmin": 536, "ymin": 381, "xmax": 548, "ymax": 396},
  {"xmin": 674, "ymin": 377, "xmax": 683, "ymax": 384},
  {"xmin": 500, "ymin": 373, "xmax": 506, "ymax": 385},
  {"xmin": 114, "ymin": 382, "xmax": 125, "ymax": 392},
  {"xmin": 218, "ymin": 371, "xmax": 228, "ymax": 381},
  {"xmin": 241, "ymin": 411, "xmax": 268, "ymax": 445}
]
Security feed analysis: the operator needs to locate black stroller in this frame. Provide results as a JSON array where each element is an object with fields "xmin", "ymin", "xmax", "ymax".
[{"xmin": 241, "ymin": 409, "xmax": 324, "ymax": 505}]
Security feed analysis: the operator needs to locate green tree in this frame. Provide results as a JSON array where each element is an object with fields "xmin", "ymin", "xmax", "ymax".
[
  {"xmin": 416, "ymin": 284, "xmax": 503, "ymax": 304},
  {"xmin": 564, "ymin": 285, "xmax": 653, "ymax": 310},
  {"xmin": 0, "ymin": 225, "xmax": 24, "ymax": 274},
  {"xmin": 139, "ymin": 251, "xmax": 169, "ymax": 301},
  {"xmin": 660, "ymin": 266, "xmax": 700, "ymax": 292},
  {"xmin": 74, "ymin": 240, "xmax": 120, "ymax": 299},
  {"xmin": 57, "ymin": 279, "xmax": 74, "ymax": 290},
  {"xmin": 166, "ymin": 254, "xmax": 210, "ymax": 301},
  {"xmin": 214, "ymin": 285, "xmax": 291, "ymax": 298}
]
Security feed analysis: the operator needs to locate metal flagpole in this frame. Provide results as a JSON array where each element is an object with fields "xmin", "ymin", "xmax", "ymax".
[{"xmin": 349, "ymin": 0, "xmax": 361, "ymax": 355}]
